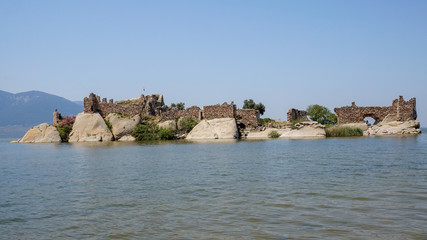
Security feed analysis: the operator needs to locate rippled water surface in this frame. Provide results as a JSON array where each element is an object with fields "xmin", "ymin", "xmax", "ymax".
[{"xmin": 1, "ymin": 135, "xmax": 427, "ymax": 239}]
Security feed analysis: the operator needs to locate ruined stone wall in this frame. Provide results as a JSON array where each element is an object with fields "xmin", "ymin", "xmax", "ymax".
[
  {"xmin": 334, "ymin": 96, "xmax": 416, "ymax": 124},
  {"xmin": 161, "ymin": 106, "xmax": 201, "ymax": 121},
  {"xmin": 287, "ymin": 108, "xmax": 307, "ymax": 122},
  {"xmin": 392, "ymin": 96, "xmax": 417, "ymax": 121},
  {"xmin": 84, "ymin": 93, "xmax": 166, "ymax": 118},
  {"xmin": 236, "ymin": 109, "xmax": 260, "ymax": 129},
  {"xmin": 203, "ymin": 102, "xmax": 236, "ymax": 120}
]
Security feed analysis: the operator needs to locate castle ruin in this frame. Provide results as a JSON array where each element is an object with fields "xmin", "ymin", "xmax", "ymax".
[
  {"xmin": 334, "ymin": 96, "xmax": 417, "ymax": 124},
  {"xmin": 287, "ymin": 108, "xmax": 308, "ymax": 122},
  {"xmin": 83, "ymin": 93, "xmax": 261, "ymax": 129}
]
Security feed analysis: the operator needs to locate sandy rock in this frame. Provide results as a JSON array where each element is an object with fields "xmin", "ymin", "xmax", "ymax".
[
  {"xmin": 364, "ymin": 120, "xmax": 421, "ymax": 136},
  {"xmin": 68, "ymin": 112, "xmax": 114, "ymax": 142},
  {"xmin": 106, "ymin": 113, "xmax": 140, "ymax": 139},
  {"xmin": 118, "ymin": 135, "xmax": 136, "ymax": 142},
  {"xmin": 247, "ymin": 121, "xmax": 325, "ymax": 139},
  {"xmin": 186, "ymin": 118, "xmax": 238, "ymax": 140},
  {"xmin": 19, "ymin": 123, "xmax": 62, "ymax": 143},
  {"xmin": 158, "ymin": 120, "xmax": 177, "ymax": 131}
]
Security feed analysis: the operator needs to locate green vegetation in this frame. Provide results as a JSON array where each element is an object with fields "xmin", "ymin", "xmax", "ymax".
[
  {"xmin": 179, "ymin": 117, "xmax": 198, "ymax": 133},
  {"xmin": 56, "ymin": 125, "xmax": 73, "ymax": 142},
  {"xmin": 243, "ymin": 99, "xmax": 266, "ymax": 115},
  {"xmin": 268, "ymin": 130, "xmax": 281, "ymax": 138},
  {"xmin": 104, "ymin": 119, "xmax": 112, "ymax": 131},
  {"xmin": 171, "ymin": 102, "xmax": 185, "ymax": 110},
  {"xmin": 306, "ymin": 104, "xmax": 337, "ymax": 125},
  {"xmin": 55, "ymin": 115, "xmax": 75, "ymax": 142},
  {"xmin": 260, "ymin": 118, "xmax": 273, "ymax": 125},
  {"xmin": 132, "ymin": 118, "xmax": 176, "ymax": 141},
  {"xmin": 325, "ymin": 126, "xmax": 363, "ymax": 137}
]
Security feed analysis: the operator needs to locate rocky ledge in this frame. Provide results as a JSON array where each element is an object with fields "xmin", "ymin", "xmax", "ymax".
[
  {"xmin": 364, "ymin": 120, "xmax": 421, "ymax": 136},
  {"xmin": 246, "ymin": 121, "xmax": 326, "ymax": 139}
]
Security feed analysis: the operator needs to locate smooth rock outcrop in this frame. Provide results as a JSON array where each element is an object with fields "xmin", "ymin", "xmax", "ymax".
[
  {"xmin": 105, "ymin": 113, "xmax": 140, "ymax": 139},
  {"xmin": 118, "ymin": 135, "xmax": 136, "ymax": 142},
  {"xmin": 68, "ymin": 112, "xmax": 114, "ymax": 142},
  {"xmin": 158, "ymin": 120, "xmax": 177, "ymax": 131},
  {"xmin": 19, "ymin": 123, "xmax": 62, "ymax": 143},
  {"xmin": 247, "ymin": 121, "xmax": 326, "ymax": 139},
  {"xmin": 186, "ymin": 118, "xmax": 238, "ymax": 140},
  {"xmin": 364, "ymin": 120, "xmax": 421, "ymax": 136}
]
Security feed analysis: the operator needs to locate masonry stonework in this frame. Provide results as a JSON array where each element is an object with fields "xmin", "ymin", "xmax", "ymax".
[
  {"xmin": 334, "ymin": 96, "xmax": 416, "ymax": 124},
  {"xmin": 287, "ymin": 108, "xmax": 308, "ymax": 122},
  {"xmin": 203, "ymin": 102, "xmax": 236, "ymax": 120},
  {"xmin": 84, "ymin": 93, "xmax": 166, "ymax": 118},
  {"xmin": 161, "ymin": 106, "xmax": 202, "ymax": 121},
  {"xmin": 236, "ymin": 109, "xmax": 261, "ymax": 129}
]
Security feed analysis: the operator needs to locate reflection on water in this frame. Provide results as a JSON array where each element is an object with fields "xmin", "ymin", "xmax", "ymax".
[{"xmin": 1, "ymin": 135, "xmax": 427, "ymax": 239}]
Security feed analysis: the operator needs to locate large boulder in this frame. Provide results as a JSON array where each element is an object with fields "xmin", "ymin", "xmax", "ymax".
[
  {"xmin": 117, "ymin": 135, "xmax": 136, "ymax": 142},
  {"xmin": 186, "ymin": 118, "xmax": 238, "ymax": 140},
  {"xmin": 105, "ymin": 113, "xmax": 140, "ymax": 139},
  {"xmin": 19, "ymin": 123, "xmax": 62, "ymax": 143},
  {"xmin": 68, "ymin": 112, "xmax": 114, "ymax": 142},
  {"xmin": 365, "ymin": 120, "xmax": 421, "ymax": 136},
  {"xmin": 158, "ymin": 120, "xmax": 177, "ymax": 131},
  {"xmin": 246, "ymin": 121, "xmax": 326, "ymax": 139}
]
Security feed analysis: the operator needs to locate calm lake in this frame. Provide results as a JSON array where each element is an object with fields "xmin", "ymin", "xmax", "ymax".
[{"xmin": 1, "ymin": 133, "xmax": 427, "ymax": 239}]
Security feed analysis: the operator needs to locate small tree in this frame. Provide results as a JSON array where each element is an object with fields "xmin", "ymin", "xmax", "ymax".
[
  {"xmin": 171, "ymin": 102, "xmax": 185, "ymax": 110},
  {"xmin": 243, "ymin": 99, "xmax": 265, "ymax": 115},
  {"xmin": 306, "ymin": 104, "xmax": 337, "ymax": 125}
]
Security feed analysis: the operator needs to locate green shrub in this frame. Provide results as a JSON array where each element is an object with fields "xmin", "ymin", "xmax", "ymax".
[
  {"xmin": 158, "ymin": 128, "xmax": 175, "ymax": 140},
  {"xmin": 325, "ymin": 126, "xmax": 363, "ymax": 137},
  {"xmin": 132, "ymin": 120, "xmax": 176, "ymax": 141},
  {"xmin": 268, "ymin": 130, "xmax": 281, "ymax": 138},
  {"xmin": 179, "ymin": 117, "xmax": 198, "ymax": 133},
  {"xmin": 306, "ymin": 104, "xmax": 337, "ymax": 125},
  {"xmin": 104, "ymin": 119, "xmax": 112, "ymax": 131},
  {"xmin": 132, "ymin": 122, "xmax": 160, "ymax": 141},
  {"xmin": 260, "ymin": 118, "xmax": 273, "ymax": 125},
  {"xmin": 56, "ymin": 125, "xmax": 73, "ymax": 142}
]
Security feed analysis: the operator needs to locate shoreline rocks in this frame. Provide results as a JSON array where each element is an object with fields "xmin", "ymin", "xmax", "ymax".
[
  {"xmin": 68, "ymin": 112, "xmax": 114, "ymax": 142},
  {"xmin": 364, "ymin": 120, "xmax": 421, "ymax": 136},
  {"xmin": 246, "ymin": 121, "xmax": 326, "ymax": 139},
  {"xmin": 186, "ymin": 118, "xmax": 239, "ymax": 140},
  {"xmin": 105, "ymin": 113, "xmax": 140, "ymax": 139},
  {"xmin": 18, "ymin": 123, "xmax": 62, "ymax": 143}
]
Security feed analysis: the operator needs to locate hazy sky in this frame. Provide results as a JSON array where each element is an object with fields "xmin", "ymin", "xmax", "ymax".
[{"xmin": 1, "ymin": 1, "xmax": 426, "ymax": 122}]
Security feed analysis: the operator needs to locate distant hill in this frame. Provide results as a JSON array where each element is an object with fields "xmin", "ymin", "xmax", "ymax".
[{"xmin": 0, "ymin": 90, "xmax": 82, "ymax": 127}]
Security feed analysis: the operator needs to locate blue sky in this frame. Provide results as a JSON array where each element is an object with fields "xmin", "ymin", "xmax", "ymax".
[{"xmin": 1, "ymin": 1, "xmax": 426, "ymax": 122}]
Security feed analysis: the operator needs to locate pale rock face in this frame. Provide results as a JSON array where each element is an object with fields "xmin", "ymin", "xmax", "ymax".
[
  {"xmin": 246, "ymin": 121, "xmax": 326, "ymax": 139},
  {"xmin": 186, "ymin": 118, "xmax": 238, "ymax": 140},
  {"xmin": 68, "ymin": 112, "xmax": 114, "ymax": 142},
  {"xmin": 105, "ymin": 113, "xmax": 140, "ymax": 139},
  {"xmin": 118, "ymin": 135, "xmax": 136, "ymax": 142},
  {"xmin": 158, "ymin": 120, "xmax": 177, "ymax": 131},
  {"xmin": 364, "ymin": 120, "xmax": 421, "ymax": 136},
  {"xmin": 19, "ymin": 123, "xmax": 62, "ymax": 143}
]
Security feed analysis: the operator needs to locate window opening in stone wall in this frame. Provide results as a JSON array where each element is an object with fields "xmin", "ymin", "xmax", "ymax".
[{"xmin": 363, "ymin": 117, "xmax": 376, "ymax": 126}]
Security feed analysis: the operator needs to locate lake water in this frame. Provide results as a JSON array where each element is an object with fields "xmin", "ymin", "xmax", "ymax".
[{"xmin": 1, "ymin": 134, "xmax": 427, "ymax": 239}]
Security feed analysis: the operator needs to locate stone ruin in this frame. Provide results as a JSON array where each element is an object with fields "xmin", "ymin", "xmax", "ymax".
[
  {"xmin": 334, "ymin": 96, "xmax": 417, "ymax": 124},
  {"xmin": 83, "ymin": 92, "xmax": 261, "ymax": 129},
  {"xmin": 287, "ymin": 108, "xmax": 307, "ymax": 122},
  {"xmin": 84, "ymin": 93, "xmax": 167, "ymax": 118}
]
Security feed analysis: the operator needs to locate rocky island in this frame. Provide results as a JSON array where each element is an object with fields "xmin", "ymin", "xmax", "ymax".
[{"xmin": 16, "ymin": 94, "xmax": 421, "ymax": 143}]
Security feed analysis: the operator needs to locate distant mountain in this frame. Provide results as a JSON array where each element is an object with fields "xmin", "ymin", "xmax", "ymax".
[{"xmin": 0, "ymin": 90, "xmax": 83, "ymax": 127}]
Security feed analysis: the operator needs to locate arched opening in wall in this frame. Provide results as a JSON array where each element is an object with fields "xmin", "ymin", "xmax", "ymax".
[{"xmin": 363, "ymin": 116, "xmax": 376, "ymax": 126}]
